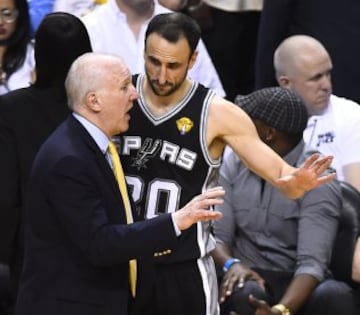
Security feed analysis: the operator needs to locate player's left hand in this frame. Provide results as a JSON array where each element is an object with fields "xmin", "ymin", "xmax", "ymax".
[{"xmin": 276, "ymin": 153, "xmax": 336, "ymax": 199}]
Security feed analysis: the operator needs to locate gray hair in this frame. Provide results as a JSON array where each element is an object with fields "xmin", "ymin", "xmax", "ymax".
[{"xmin": 65, "ymin": 52, "xmax": 123, "ymax": 111}]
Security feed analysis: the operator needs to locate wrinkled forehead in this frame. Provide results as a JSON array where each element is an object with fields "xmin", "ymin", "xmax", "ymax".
[{"xmin": 107, "ymin": 61, "xmax": 131, "ymax": 84}]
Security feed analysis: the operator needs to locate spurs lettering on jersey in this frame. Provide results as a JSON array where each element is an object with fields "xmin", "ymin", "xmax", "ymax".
[{"xmin": 123, "ymin": 136, "xmax": 198, "ymax": 171}]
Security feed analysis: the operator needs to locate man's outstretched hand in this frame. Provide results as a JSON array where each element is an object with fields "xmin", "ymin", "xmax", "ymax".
[{"xmin": 276, "ymin": 154, "xmax": 336, "ymax": 199}]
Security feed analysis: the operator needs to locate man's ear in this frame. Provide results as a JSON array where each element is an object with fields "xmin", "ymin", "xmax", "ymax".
[
  {"xmin": 188, "ymin": 50, "xmax": 198, "ymax": 70},
  {"xmin": 265, "ymin": 127, "xmax": 277, "ymax": 142},
  {"xmin": 278, "ymin": 75, "xmax": 291, "ymax": 88},
  {"xmin": 87, "ymin": 92, "xmax": 101, "ymax": 113}
]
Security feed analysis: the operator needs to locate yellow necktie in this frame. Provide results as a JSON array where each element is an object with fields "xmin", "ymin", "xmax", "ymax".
[{"xmin": 108, "ymin": 141, "xmax": 137, "ymax": 298}]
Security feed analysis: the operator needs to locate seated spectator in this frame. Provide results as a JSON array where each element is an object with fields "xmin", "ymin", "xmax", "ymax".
[
  {"xmin": 212, "ymin": 87, "xmax": 357, "ymax": 315},
  {"xmin": 274, "ymin": 35, "xmax": 360, "ymax": 192},
  {"xmin": 81, "ymin": 0, "xmax": 226, "ymax": 97},
  {"xmin": 351, "ymin": 224, "xmax": 360, "ymax": 312},
  {"xmin": 0, "ymin": 0, "xmax": 34, "ymax": 95},
  {"xmin": 0, "ymin": 12, "xmax": 92, "ymax": 315}
]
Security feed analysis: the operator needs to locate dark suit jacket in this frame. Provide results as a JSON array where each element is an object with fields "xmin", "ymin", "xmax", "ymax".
[
  {"xmin": 0, "ymin": 86, "xmax": 69, "ymax": 302},
  {"xmin": 15, "ymin": 115, "xmax": 179, "ymax": 315},
  {"xmin": 255, "ymin": 0, "xmax": 360, "ymax": 103}
]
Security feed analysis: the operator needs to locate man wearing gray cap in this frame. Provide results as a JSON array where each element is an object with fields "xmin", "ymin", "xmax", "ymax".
[{"xmin": 212, "ymin": 87, "xmax": 357, "ymax": 315}]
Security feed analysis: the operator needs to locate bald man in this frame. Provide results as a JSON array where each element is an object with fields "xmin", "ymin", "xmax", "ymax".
[
  {"xmin": 255, "ymin": 0, "xmax": 360, "ymax": 104},
  {"xmin": 273, "ymin": 35, "xmax": 360, "ymax": 193}
]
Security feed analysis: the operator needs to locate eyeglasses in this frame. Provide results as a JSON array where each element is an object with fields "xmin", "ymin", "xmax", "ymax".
[{"xmin": 0, "ymin": 8, "xmax": 19, "ymax": 24}]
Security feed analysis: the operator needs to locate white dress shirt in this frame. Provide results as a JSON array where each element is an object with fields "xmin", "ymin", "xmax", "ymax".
[{"xmin": 303, "ymin": 94, "xmax": 360, "ymax": 181}]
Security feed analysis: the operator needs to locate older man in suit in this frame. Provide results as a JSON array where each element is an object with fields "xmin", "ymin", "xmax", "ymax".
[{"xmin": 14, "ymin": 52, "xmax": 224, "ymax": 315}]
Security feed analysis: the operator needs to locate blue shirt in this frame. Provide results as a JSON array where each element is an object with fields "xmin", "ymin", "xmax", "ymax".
[{"xmin": 73, "ymin": 112, "xmax": 109, "ymax": 154}]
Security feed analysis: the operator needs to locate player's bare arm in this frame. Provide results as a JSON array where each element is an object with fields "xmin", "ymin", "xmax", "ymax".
[{"xmin": 207, "ymin": 96, "xmax": 336, "ymax": 199}]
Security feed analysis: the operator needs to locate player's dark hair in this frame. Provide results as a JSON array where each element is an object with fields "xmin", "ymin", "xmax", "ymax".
[{"xmin": 145, "ymin": 12, "xmax": 201, "ymax": 56}]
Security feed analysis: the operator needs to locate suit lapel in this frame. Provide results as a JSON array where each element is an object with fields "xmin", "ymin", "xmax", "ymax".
[
  {"xmin": 66, "ymin": 115, "xmax": 139, "ymax": 222},
  {"xmin": 67, "ymin": 115, "xmax": 121, "ymax": 197}
]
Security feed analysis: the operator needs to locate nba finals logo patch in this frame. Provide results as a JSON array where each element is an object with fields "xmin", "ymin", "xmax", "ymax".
[{"xmin": 176, "ymin": 117, "xmax": 194, "ymax": 135}]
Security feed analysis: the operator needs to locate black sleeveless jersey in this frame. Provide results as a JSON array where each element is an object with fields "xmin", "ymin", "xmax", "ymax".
[{"xmin": 116, "ymin": 74, "xmax": 221, "ymax": 263}]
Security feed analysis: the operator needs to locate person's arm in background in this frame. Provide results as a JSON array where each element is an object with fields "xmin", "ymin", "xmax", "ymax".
[
  {"xmin": 249, "ymin": 275, "xmax": 318, "ymax": 315},
  {"xmin": 343, "ymin": 164, "xmax": 360, "ymax": 192},
  {"xmin": 255, "ymin": 0, "xmax": 295, "ymax": 89},
  {"xmin": 352, "ymin": 237, "xmax": 360, "ymax": 282},
  {"xmin": 27, "ymin": 0, "xmax": 54, "ymax": 37},
  {"xmin": 339, "ymin": 101, "xmax": 360, "ymax": 192}
]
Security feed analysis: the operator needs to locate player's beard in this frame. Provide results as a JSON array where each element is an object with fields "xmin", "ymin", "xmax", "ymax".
[{"xmin": 145, "ymin": 69, "xmax": 188, "ymax": 97}]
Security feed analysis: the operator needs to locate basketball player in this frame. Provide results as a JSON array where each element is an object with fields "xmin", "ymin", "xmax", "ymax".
[{"xmin": 115, "ymin": 12, "xmax": 335, "ymax": 315}]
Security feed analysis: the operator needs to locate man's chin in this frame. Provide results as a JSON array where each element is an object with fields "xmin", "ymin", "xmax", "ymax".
[
  {"xmin": 311, "ymin": 101, "xmax": 329, "ymax": 115},
  {"xmin": 153, "ymin": 89, "xmax": 171, "ymax": 97},
  {"xmin": 118, "ymin": 120, "xmax": 130, "ymax": 134}
]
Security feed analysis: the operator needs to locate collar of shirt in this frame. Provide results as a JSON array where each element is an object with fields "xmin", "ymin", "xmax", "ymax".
[
  {"xmin": 108, "ymin": 0, "xmax": 126, "ymax": 21},
  {"xmin": 284, "ymin": 139, "xmax": 306, "ymax": 166},
  {"xmin": 110, "ymin": 0, "xmax": 169, "ymax": 21},
  {"xmin": 72, "ymin": 112, "xmax": 109, "ymax": 154}
]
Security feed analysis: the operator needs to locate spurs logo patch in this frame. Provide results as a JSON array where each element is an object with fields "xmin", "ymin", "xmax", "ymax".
[{"xmin": 132, "ymin": 138, "xmax": 161, "ymax": 170}]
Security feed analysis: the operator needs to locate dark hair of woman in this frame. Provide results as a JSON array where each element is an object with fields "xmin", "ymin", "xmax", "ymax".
[
  {"xmin": 2, "ymin": 0, "xmax": 31, "ymax": 78},
  {"xmin": 34, "ymin": 12, "xmax": 93, "ymax": 88}
]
